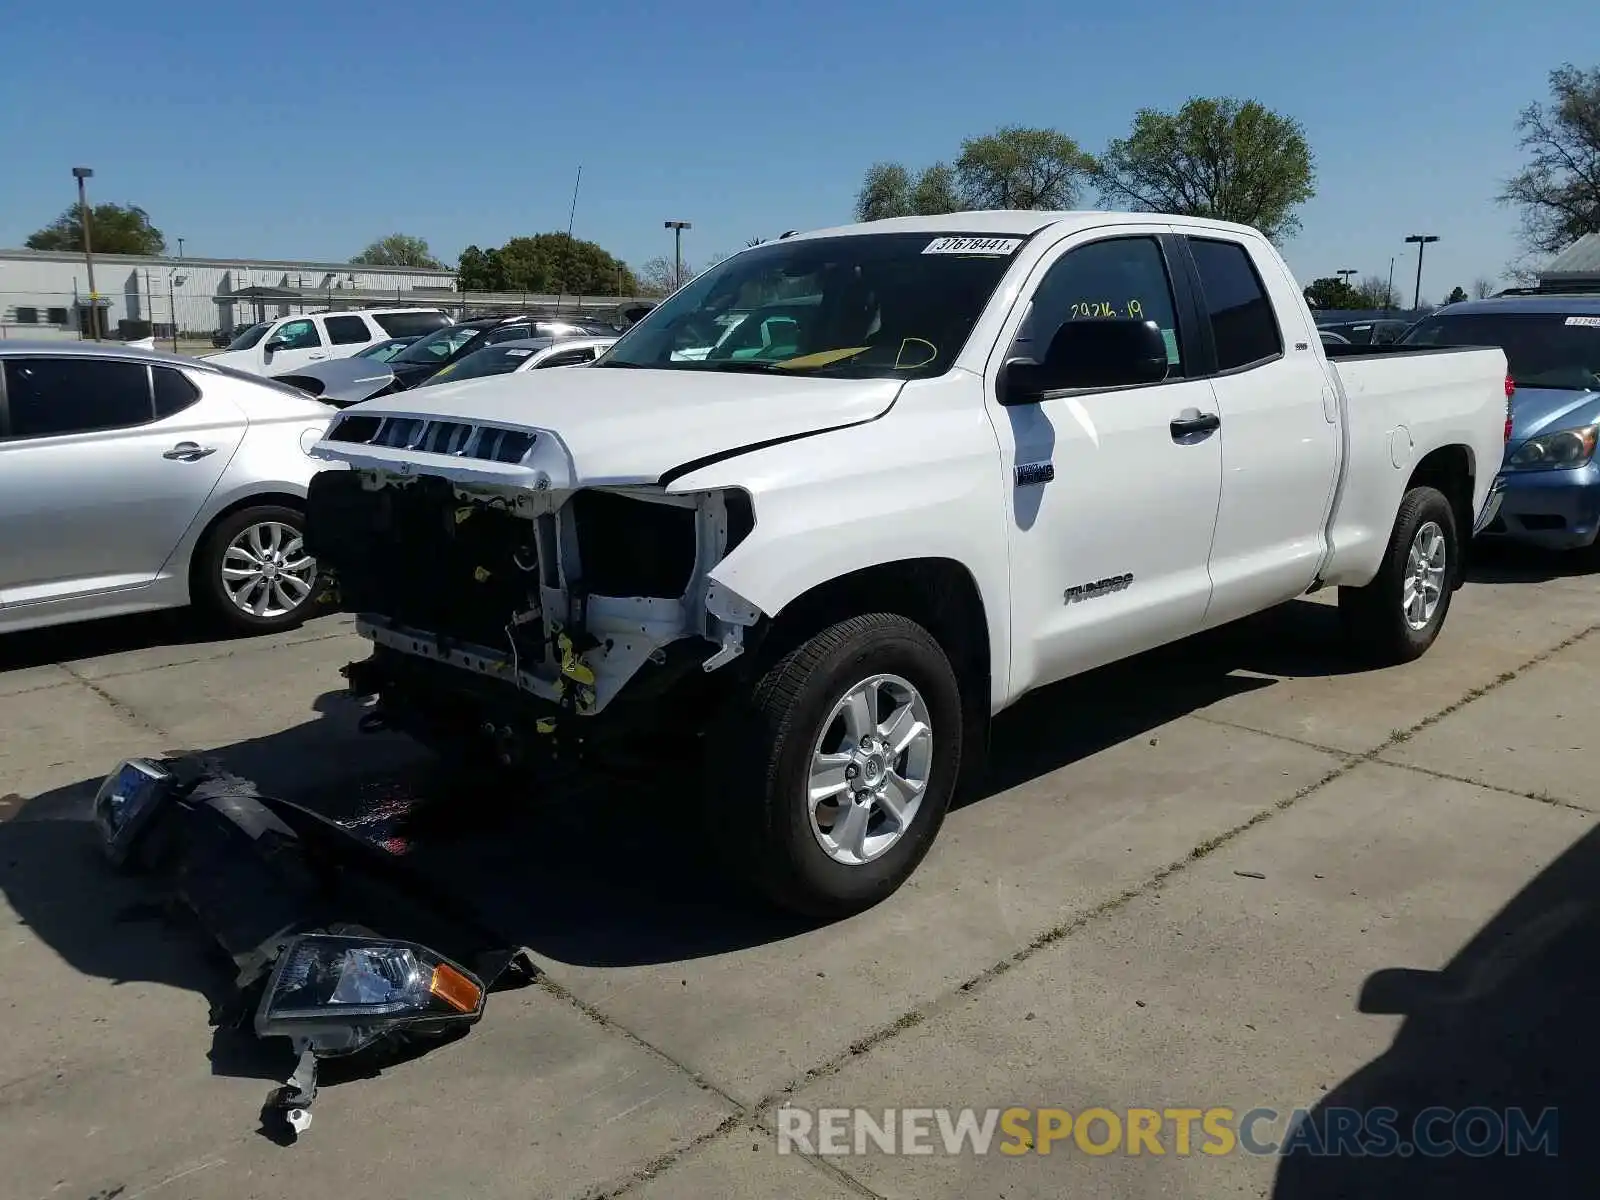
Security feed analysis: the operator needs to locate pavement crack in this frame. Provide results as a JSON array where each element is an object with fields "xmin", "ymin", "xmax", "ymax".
[
  {"xmin": 1373, "ymin": 756, "xmax": 1597, "ymax": 814},
  {"xmin": 56, "ymin": 663, "xmax": 173, "ymax": 740}
]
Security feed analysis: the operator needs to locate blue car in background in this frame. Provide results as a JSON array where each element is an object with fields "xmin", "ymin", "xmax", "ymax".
[{"xmin": 1399, "ymin": 294, "xmax": 1600, "ymax": 556}]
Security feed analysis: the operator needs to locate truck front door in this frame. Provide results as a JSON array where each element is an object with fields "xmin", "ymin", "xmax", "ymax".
[{"xmin": 987, "ymin": 228, "xmax": 1223, "ymax": 695}]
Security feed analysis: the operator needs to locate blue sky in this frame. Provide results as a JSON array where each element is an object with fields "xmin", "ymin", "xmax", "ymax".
[{"xmin": 0, "ymin": 0, "xmax": 1588, "ymax": 300}]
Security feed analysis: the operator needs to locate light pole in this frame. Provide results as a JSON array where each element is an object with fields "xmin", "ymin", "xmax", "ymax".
[
  {"xmin": 168, "ymin": 273, "xmax": 186, "ymax": 352},
  {"xmin": 1387, "ymin": 257, "xmax": 1397, "ymax": 311},
  {"xmin": 1405, "ymin": 234, "xmax": 1439, "ymax": 310},
  {"xmin": 72, "ymin": 166, "xmax": 99, "ymax": 340},
  {"xmin": 1337, "ymin": 268, "xmax": 1358, "ymax": 288},
  {"xmin": 177, "ymin": 237, "xmax": 185, "ymax": 259},
  {"xmin": 664, "ymin": 220, "xmax": 692, "ymax": 290}
]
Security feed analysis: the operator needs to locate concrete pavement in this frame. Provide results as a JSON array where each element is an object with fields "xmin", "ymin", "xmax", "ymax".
[{"xmin": 0, "ymin": 548, "xmax": 1595, "ymax": 1198}]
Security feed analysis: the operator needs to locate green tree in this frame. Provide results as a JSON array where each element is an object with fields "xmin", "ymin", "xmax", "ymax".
[
  {"xmin": 1444, "ymin": 285, "xmax": 1469, "ymax": 305},
  {"xmin": 954, "ymin": 127, "xmax": 1094, "ymax": 210},
  {"xmin": 1499, "ymin": 64, "xmax": 1600, "ymax": 258},
  {"xmin": 1094, "ymin": 97, "xmax": 1315, "ymax": 242},
  {"xmin": 1303, "ymin": 277, "xmax": 1361, "ymax": 309},
  {"xmin": 456, "ymin": 245, "xmax": 501, "ymax": 291},
  {"xmin": 853, "ymin": 128, "xmax": 1092, "ymax": 222},
  {"xmin": 26, "ymin": 202, "xmax": 165, "ymax": 255},
  {"xmin": 454, "ymin": 233, "xmax": 635, "ymax": 294},
  {"xmin": 351, "ymin": 233, "xmax": 442, "ymax": 268}
]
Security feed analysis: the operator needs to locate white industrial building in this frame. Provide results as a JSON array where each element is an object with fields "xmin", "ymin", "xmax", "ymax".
[{"xmin": 0, "ymin": 247, "xmax": 458, "ymax": 341}]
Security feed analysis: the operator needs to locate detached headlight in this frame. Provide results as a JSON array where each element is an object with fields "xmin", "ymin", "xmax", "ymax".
[
  {"xmin": 1506, "ymin": 424, "xmax": 1598, "ymax": 470},
  {"xmin": 93, "ymin": 757, "xmax": 176, "ymax": 866},
  {"xmin": 255, "ymin": 934, "xmax": 485, "ymax": 1054}
]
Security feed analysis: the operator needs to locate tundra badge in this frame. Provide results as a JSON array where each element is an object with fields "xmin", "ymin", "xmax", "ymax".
[{"xmin": 1064, "ymin": 573, "xmax": 1133, "ymax": 604}]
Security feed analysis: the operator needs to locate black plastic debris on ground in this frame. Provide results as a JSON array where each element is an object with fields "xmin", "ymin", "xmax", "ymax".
[{"xmin": 100, "ymin": 755, "xmax": 537, "ymax": 1140}]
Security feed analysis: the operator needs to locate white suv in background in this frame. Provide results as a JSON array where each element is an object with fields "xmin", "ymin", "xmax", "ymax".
[{"xmin": 203, "ymin": 308, "xmax": 451, "ymax": 376}]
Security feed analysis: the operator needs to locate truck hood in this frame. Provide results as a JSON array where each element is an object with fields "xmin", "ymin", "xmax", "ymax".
[
  {"xmin": 1508, "ymin": 386, "xmax": 1600, "ymax": 445},
  {"xmin": 310, "ymin": 366, "xmax": 902, "ymax": 488},
  {"xmin": 200, "ymin": 348, "xmax": 260, "ymax": 373}
]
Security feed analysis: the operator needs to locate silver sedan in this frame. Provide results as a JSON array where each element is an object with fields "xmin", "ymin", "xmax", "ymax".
[{"xmin": 0, "ymin": 342, "xmax": 339, "ymax": 636}]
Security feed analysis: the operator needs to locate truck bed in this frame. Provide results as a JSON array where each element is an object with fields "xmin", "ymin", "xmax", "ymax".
[{"xmin": 1319, "ymin": 344, "xmax": 1508, "ymax": 587}]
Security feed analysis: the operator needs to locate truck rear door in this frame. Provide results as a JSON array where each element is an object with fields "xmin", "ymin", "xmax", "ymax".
[{"xmin": 1174, "ymin": 233, "xmax": 1341, "ymax": 628}]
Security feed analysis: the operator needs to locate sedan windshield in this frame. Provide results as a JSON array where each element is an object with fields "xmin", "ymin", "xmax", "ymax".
[
  {"xmin": 596, "ymin": 232, "xmax": 1022, "ymax": 378},
  {"xmin": 417, "ymin": 343, "xmax": 550, "ymax": 386},
  {"xmin": 1400, "ymin": 312, "xmax": 1600, "ymax": 391},
  {"xmin": 356, "ymin": 337, "xmax": 418, "ymax": 361},
  {"xmin": 392, "ymin": 324, "xmax": 483, "ymax": 365},
  {"xmin": 226, "ymin": 322, "xmax": 271, "ymax": 351}
]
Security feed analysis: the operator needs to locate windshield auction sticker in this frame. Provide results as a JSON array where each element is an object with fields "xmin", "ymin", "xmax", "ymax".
[
  {"xmin": 923, "ymin": 236, "xmax": 1024, "ymax": 256},
  {"xmin": 1564, "ymin": 316, "xmax": 1600, "ymax": 327}
]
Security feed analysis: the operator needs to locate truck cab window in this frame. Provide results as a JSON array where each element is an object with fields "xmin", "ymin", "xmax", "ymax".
[
  {"xmin": 273, "ymin": 320, "xmax": 322, "ymax": 350},
  {"xmin": 1187, "ymin": 238, "xmax": 1283, "ymax": 371},
  {"xmin": 1013, "ymin": 237, "xmax": 1185, "ymax": 376}
]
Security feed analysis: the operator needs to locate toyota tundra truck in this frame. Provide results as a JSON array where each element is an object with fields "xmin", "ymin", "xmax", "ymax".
[{"xmin": 304, "ymin": 212, "xmax": 1510, "ymax": 918}]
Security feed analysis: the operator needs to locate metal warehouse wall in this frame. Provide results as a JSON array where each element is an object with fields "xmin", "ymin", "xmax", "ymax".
[{"xmin": 0, "ymin": 249, "xmax": 459, "ymax": 339}]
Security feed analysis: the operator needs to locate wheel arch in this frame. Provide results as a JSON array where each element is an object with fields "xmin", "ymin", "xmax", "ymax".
[
  {"xmin": 184, "ymin": 490, "xmax": 310, "ymax": 600},
  {"xmin": 1406, "ymin": 443, "xmax": 1474, "ymax": 587},
  {"xmin": 748, "ymin": 557, "xmax": 997, "ymax": 777}
]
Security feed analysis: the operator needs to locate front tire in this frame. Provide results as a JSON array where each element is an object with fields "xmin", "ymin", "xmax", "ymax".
[
  {"xmin": 1339, "ymin": 485, "xmax": 1458, "ymax": 665},
  {"xmin": 194, "ymin": 504, "xmax": 321, "ymax": 635},
  {"xmin": 711, "ymin": 613, "xmax": 963, "ymax": 919}
]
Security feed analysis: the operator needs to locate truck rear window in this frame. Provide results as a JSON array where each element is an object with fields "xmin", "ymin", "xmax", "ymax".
[{"xmin": 1400, "ymin": 312, "xmax": 1600, "ymax": 391}]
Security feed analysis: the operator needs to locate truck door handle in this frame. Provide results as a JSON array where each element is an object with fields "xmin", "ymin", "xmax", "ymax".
[
  {"xmin": 164, "ymin": 441, "xmax": 216, "ymax": 461},
  {"xmin": 1170, "ymin": 409, "xmax": 1221, "ymax": 439}
]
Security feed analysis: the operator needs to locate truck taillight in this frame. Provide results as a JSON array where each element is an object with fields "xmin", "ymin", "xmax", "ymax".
[
  {"xmin": 1505, "ymin": 374, "xmax": 1515, "ymax": 399},
  {"xmin": 1504, "ymin": 374, "xmax": 1515, "ymax": 442}
]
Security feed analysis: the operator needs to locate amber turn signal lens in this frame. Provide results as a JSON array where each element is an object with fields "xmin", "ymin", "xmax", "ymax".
[{"xmin": 430, "ymin": 963, "xmax": 483, "ymax": 1013}]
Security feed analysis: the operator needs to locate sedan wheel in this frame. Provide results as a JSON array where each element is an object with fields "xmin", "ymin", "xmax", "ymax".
[
  {"xmin": 196, "ymin": 504, "xmax": 321, "ymax": 634},
  {"xmin": 222, "ymin": 520, "xmax": 317, "ymax": 619}
]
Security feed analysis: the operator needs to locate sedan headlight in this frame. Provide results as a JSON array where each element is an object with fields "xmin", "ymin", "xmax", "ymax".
[
  {"xmin": 93, "ymin": 757, "xmax": 176, "ymax": 866},
  {"xmin": 255, "ymin": 934, "xmax": 485, "ymax": 1054},
  {"xmin": 1506, "ymin": 424, "xmax": 1598, "ymax": 470}
]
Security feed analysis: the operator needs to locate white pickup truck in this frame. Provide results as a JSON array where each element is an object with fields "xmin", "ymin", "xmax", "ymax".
[{"xmin": 305, "ymin": 212, "xmax": 1509, "ymax": 917}]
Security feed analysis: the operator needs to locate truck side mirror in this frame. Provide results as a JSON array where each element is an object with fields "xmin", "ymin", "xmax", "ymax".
[
  {"xmin": 264, "ymin": 337, "xmax": 289, "ymax": 354},
  {"xmin": 1000, "ymin": 318, "xmax": 1170, "ymax": 404}
]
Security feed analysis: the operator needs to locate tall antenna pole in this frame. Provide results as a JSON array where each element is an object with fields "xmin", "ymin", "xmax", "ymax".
[{"xmin": 567, "ymin": 165, "xmax": 582, "ymax": 238}]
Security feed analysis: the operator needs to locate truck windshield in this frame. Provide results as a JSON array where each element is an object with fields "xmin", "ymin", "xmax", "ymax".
[
  {"xmin": 596, "ymin": 232, "xmax": 1023, "ymax": 378},
  {"xmin": 226, "ymin": 322, "xmax": 271, "ymax": 351},
  {"xmin": 1400, "ymin": 311, "xmax": 1600, "ymax": 391}
]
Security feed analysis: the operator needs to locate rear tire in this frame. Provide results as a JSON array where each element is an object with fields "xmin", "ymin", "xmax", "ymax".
[
  {"xmin": 1339, "ymin": 485, "xmax": 1458, "ymax": 665},
  {"xmin": 709, "ymin": 613, "xmax": 963, "ymax": 920},
  {"xmin": 194, "ymin": 504, "xmax": 321, "ymax": 635}
]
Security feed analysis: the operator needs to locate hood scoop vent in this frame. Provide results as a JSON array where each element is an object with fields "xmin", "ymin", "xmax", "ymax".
[{"xmin": 326, "ymin": 413, "xmax": 537, "ymax": 465}]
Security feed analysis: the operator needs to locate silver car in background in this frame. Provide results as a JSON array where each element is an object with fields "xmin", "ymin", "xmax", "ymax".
[
  {"xmin": 0, "ymin": 343, "xmax": 339, "ymax": 636},
  {"xmin": 411, "ymin": 336, "xmax": 618, "ymax": 387}
]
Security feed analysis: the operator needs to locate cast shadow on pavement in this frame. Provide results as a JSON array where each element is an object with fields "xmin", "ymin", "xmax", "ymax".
[{"xmin": 1273, "ymin": 821, "xmax": 1600, "ymax": 1198}]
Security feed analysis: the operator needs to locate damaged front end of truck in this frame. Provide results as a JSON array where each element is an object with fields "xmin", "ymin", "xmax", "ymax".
[{"xmin": 303, "ymin": 407, "xmax": 767, "ymax": 769}]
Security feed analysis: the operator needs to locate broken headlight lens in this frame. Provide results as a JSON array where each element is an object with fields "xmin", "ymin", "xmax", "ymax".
[
  {"xmin": 93, "ymin": 757, "xmax": 176, "ymax": 866},
  {"xmin": 255, "ymin": 934, "xmax": 485, "ymax": 1054}
]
